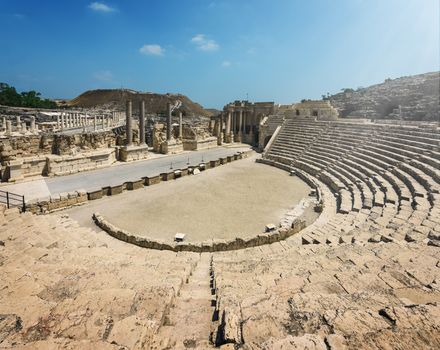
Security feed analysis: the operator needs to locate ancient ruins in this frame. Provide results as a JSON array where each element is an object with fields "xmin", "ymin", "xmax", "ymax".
[{"xmin": 0, "ymin": 72, "xmax": 439, "ymax": 349}]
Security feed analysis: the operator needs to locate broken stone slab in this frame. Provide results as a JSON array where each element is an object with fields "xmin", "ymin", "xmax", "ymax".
[{"xmin": 265, "ymin": 223, "xmax": 276, "ymax": 232}]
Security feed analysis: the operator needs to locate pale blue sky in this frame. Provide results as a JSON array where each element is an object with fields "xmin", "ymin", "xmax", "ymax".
[{"xmin": 1, "ymin": 0, "xmax": 439, "ymax": 108}]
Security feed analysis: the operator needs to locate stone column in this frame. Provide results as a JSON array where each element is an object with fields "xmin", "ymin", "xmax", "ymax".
[
  {"xmin": 101, "ymin": 116, "xmax": 105, "ymax": 130},
  {"xmin": 139, "ymin": 100, "xmax": 146, "ymax": 144},
  {"xmin": 56, "ymin": 115, "xmax": 60, "ymax": 129},
  {"xmin": 94, "ymin": 115, "xmax": 97, "ymax": 131},
  {"xmin": 2, "ymin": 117, "xmax": 6, "ymax": 132},
  {"xmin": 218, "ymin": 113, "xmax": 223, "ymax": 145},
  {"xmin": 226, "ymin": 111, "xmax": 231, "ymax": 135},
  {"xmin": 16, "ymin": 116, "xmax": 21, "ymax": 131},
  {"xmin": 166, "ymin": 102, "xmax": 172, "ymax": 141},
  {"xmin": 21, "ymin": 122, "xmax": 27, "ymax": 133},
  {"xmin": 243, "ymin": 110, "xmax": 247, "ymax": 135},
  {"xmin": 238, "ymin": 109, "xmax": 243, "ymax": 141},
  {"xmin": 6, "ymin": 120, "xmax": 12, "ymax": 135},
  {"xmin": 178, "ymin": 111, "xmax": 183, "ymax": 139},
  {"xmin": 30, "ymin": 116, "xmax": 36, "ymax": 132},
  {"xmin": 249, "ymin": 110, "xmax": 255, "ymax": 145},
  {"xmin": 126, "ymin": 100, "xmax": 133, "ymax": 146}
]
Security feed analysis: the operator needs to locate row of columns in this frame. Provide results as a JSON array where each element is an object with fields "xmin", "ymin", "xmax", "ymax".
[
  {"xmin": 1, "ymin": 116, "xmax": 37, "ymax": 135},
  {"xmin": 125, "ymin": 100, "xmax": 184, "ymax": 146},
  {"xmin": 56, "ymin": 112, "xmax": 125, "ymax": 131},
  {"xmin": 125, "ymin": 100, "xmax": 147, "ymax": 146},
  {"xmin": 216, "ymin": 109, "xmax": 259, "ymax": 143}
]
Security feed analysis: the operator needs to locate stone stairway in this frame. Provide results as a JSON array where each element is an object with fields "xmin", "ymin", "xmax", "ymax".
[{"xmin": 150, "ymin": 253, "xmax": 214, "ymax": 350}]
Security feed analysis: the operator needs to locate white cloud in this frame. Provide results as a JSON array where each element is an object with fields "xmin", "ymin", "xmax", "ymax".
[
  {"xmin": 191, "ymin": 34, "xmax": 219, "ymax": 51},
  {"xmin": 12, "ymin": 13, "xmax": 25, "ymax": 19},
  {"xmin": 93, "ymin": 70, "xmax": 113, "ymax": 82},
  {"xmin": 221, "ymin": 60, "xmax": 232, "ymax": 67},
  {"xmin": 139, "ymin": 44, "xmax": 164, "ymax": 56},
  {"xmin": 88, "ymin": 2, "xmax": 116, "ymax": 13}
]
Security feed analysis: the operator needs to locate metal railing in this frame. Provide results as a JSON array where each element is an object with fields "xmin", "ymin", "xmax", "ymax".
[{"xmin": 0, "ymin": 190, "xmax": 26, "ymax": 212}]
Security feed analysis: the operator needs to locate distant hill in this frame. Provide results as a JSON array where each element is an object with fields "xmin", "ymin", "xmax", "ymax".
[
  {"xmin": 205, "ymin": 108, "xmax": 222, "ymax": 116},
  {"xmin": 327, "ymin": 72, "xmax": 439, "ymax": 121},
  {"xmin": 67, "ymin": 89, "xmax": 213, "ymax": 117}
]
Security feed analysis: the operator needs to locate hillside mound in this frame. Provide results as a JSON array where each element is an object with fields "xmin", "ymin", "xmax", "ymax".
[
  {"xmin": 68, "ymin": 89, "xmax": 212, "ymax": 117},
  {"xmin": 328, "ymin": 71, "xmax": 439, "ymax": 121}
]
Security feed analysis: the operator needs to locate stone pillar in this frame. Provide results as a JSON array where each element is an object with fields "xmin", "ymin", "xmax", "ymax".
[
  {"xmin": 30, "ymin": 116, "xmax": 36, "ymax": 132},
  {"xmin": 2, "ymin": 117, "xmax": 6, "ymax": 132},
  {"xmin": 218, "ymin": 113, "xmax": 223, "ymax": 145},
  {"xmin": 6, "ymin": 120, "xmax": 12, "ymax": 135},
  {"xmin": 249, "ymin": 110, "xmax": 255, "ymax": 145},
  {"xmin": 94, "ymin": 115, "xmax": 97, "ymax": 131},
  {"xmin": 238, "ymin": 109, "xmax": 243, "ymax": 141},
  {"xmin": 101, "ymin": 116, "xmax": 105, "ymax": 130},
  {"xmin": 139, "ymin": 100, "xmax": 146, "ymax": 144},
  {"xmin": 178, "ymin": 111, "xmax": 183, "ymax": 139},
  {"xmin": 225, "ymin": 111, "xmax": 231, "ymax": 143},
  {"xmin": 21, "ymin": 122, "xmax": 27, "ymax": 133},
  {"xmin": 126, "ymin": 100, "xmax": 133, "ymax": 146},
  {"xmin": 242, "ymin": 111, "xmax": 247, "ymax": 135},
  {"xmin": 56, "ymin": 114, "xmax": 60, "ymax": 129},
  {"xmin": 166, "ymin": 102, "xmax": 172, "ymax": 141}
]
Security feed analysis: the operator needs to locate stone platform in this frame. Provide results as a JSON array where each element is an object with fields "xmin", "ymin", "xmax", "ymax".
[{"xmin": 119, "ymin": 144, "xmax": 149, "ymax": 162}]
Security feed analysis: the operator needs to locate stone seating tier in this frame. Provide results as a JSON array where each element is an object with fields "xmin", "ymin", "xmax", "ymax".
[
  {"xmin": 0, "ymin": 206, "xmax": 199, "ymax": 348},
  {"xmin": 264, "ymin": 119, "xmax": 439, "ymax": 249}
]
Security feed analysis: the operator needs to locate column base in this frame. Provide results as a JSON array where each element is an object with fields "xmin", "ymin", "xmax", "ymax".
[{"xmin": 119, "ymin": 144, "xmax": 149, "ymax": 162}]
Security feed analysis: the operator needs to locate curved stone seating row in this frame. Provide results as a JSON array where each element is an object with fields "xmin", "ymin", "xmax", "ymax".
[
  {"xmin": 265, "ymin": 118, "xmax": 440, "ymax": 246},
  {"xmin": 210, "ymin": 233, "xmax": 440, "ymax": 348},
  {"xmin": 92, "ymin": 212, "xmax": 307, "ymax": 253},
  {"xmin": 0, "ymin": 205, "xmax": 199, "ymax": 348}
]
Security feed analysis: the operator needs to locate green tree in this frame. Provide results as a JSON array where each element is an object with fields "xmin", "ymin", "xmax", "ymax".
[{"xmin": 0, "ymin": 83, "xmax": 57, "ymax": 109}]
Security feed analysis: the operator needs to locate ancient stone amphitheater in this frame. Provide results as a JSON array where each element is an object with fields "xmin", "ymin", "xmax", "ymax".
[{"xmin": 1, "ymin": 114, "xmax": 439, "ymax": 349}]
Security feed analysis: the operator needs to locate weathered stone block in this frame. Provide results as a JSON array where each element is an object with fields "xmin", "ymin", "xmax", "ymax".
[
  {"xmin": 88, "ymin": 189, "xmax": 103, "ymax": 200},
  {"xmin": 144, "ymin": 175, "xmax": 161, "ymax": 186},
  {"xmin": 161, "ymin": 172, "xmax": 175, "ymax": 181},
  {"xmin": 126, "ymin": 180, "xmax": 143, "ymax": 190},
  {"xmin": 109, "ymin": 185, "xmax": 123, "ymax": 196}
]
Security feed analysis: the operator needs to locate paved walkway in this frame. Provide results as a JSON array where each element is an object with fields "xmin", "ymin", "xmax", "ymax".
[{"xmin": 0, "ymin": 145, "xmax": 251, "ymax": 201}]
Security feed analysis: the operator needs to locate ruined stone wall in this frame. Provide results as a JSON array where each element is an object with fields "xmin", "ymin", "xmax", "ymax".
[
  {"xmin": 293, "ymin": 100, "xmax": 339, "ymax": 120},
  {"xmin": 0, "ymin": 132, "xmax": 117, "ymax": 163},
  {"xmin": 0, "ymin": 135, "xmax": 52, "ymax": 162},
  {"xmin": 52, "ymin": 132, "xmax": 117, "ymax": 155}
]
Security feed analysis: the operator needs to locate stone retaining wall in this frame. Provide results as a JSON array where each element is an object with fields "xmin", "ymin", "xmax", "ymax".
[
  {"xmin": 1, "ymin": 149, "xmax": 116, "ymax": 182},
  {"xmin": 92, "ymin": 212, "xmax": 306, "ymax": 252},
  {"xmin": 26, "ymin": 150, "xmax": 254, "ymax": 214}
]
